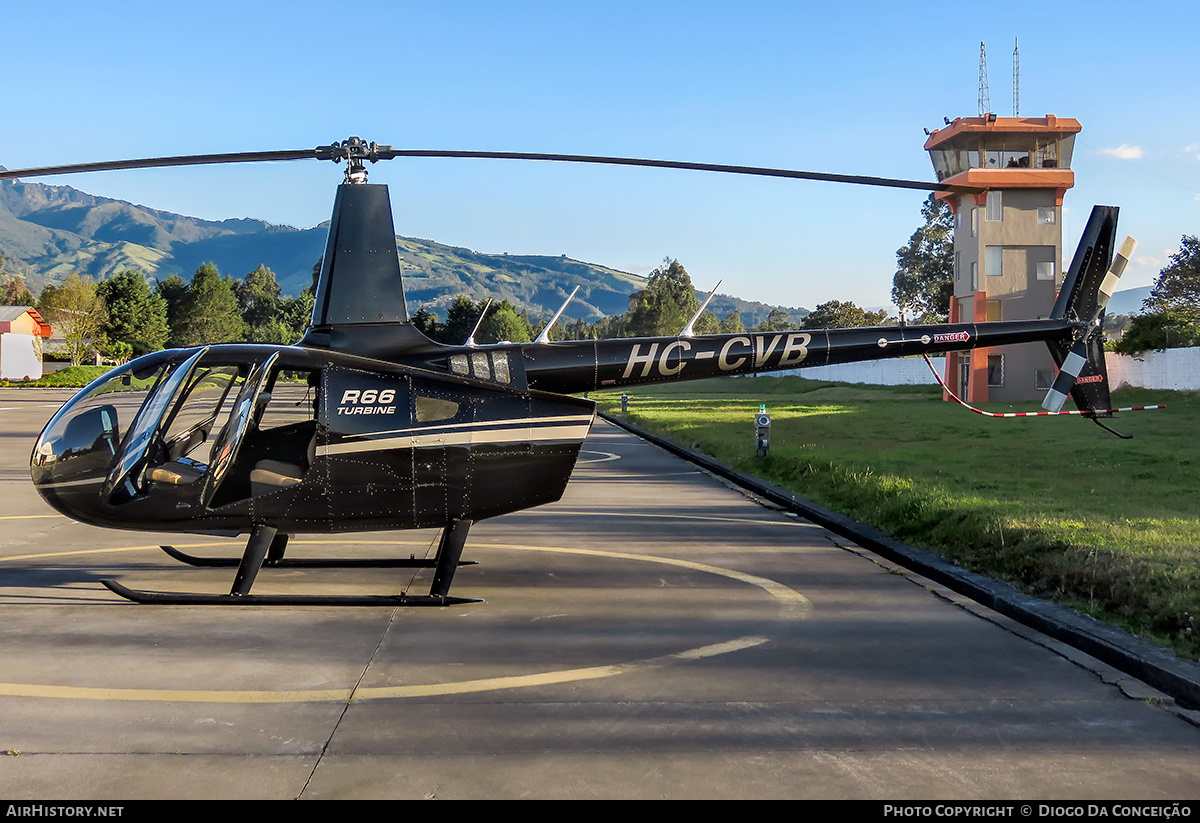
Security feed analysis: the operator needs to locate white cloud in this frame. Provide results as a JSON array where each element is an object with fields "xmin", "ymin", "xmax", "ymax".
[
  {"xmin": 1097, "ymin": 144, "xmax": 1144, "ymax": 160},
  {"xmin": 1186, "ymin": 144, "xmax": 1200, "ymax": 161}
]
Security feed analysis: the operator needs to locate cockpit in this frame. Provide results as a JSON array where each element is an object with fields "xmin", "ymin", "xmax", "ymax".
[{"xmin": 31, "ymin": 347, "xmax": 320, "ymax": 525}]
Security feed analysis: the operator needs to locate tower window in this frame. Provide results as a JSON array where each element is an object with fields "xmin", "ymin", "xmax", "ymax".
[
  {"xmin": 986, "ymin": 191, "xmax": 1003, "ymax": 222},
  {"xmin": 987, "ymin": 354, "xmax": 1005, "ymax": 387},
  {"xmin": 985, "ymin": 246, "xmax": 1003, "ymax": 277}
]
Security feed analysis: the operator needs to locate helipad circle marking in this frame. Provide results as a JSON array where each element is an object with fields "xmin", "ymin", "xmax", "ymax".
[
  {"xmin": 538, "ymin": 509, "xmax": 808, "ymax": 527},
  {"xmin": 0, "ymin": 540, "xmax": 810, "ymax": 703},
  {"xmin": 576, "ymin": 449, "xmax": 621, "ymax": 463},
  {"xmin": 0, "ymin": 636, "xmax": 772, "ymax": 704}
]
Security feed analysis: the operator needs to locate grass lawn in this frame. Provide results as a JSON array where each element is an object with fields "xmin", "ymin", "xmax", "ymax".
[
  {"xmin": 1, "ymin": 365, "xmax": 114, "ymax": 388},
  {"xmin": 596, "ymin": 375, "xmax": 1200, "ymax": 661}
]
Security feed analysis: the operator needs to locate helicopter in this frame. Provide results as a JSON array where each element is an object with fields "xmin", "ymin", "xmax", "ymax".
[{"xmin": 4, "ymin": 137, "xmax": 1135, "ymax": 606}]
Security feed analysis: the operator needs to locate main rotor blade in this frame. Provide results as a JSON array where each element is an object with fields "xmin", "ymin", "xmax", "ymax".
[
  {"xmin": 376, "ymin": 149, "xmax": 983, "ymax": 194},
  {"xmin": 0, "ymin": 148, "xmax": 325, "ymax": 181},
  {"xmin": 0, "ymin": 141, "xmax": 981, "ymax": 195}
]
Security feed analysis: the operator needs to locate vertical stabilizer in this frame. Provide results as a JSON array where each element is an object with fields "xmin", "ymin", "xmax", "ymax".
[
  {"xmin": 1050, "ymin": 205, "xmax": 1119, "ymax": 324},
  {"xmin": 1042, "ymin": 206, "xmax": 1134, "ymax": 418},
  {"xmin": 310, "ymin": 183, "xmax": 408, "ymax": 328}
]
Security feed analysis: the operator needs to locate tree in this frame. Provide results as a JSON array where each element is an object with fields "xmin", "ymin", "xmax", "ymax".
[
  {"xmin": 563, "ymin": 316, "xmax": 598, "ymax": 340},
  {"xmin": 690, "ymin": 311, "xmax": 720, "ymax": 336},
  {"xmin": 0, "ymin": 251, "xmax": 35, "ymax": 305},
  {"xmin": 718, "ymin": 311, "xmax": 745, "ymax": 334},
  {"xmin": 893, "ymin": 194, "xmax": 954, "ymax": 323},
  {"xmin": 625, "ymin": 258, "xmax": 699, "ymax": 337},
  {"xmin": 236, "ymin": 265, "xmax": 283, "ymax": 326},
  {"xmin": 96, "ymin": 269, "xmax": 169, "ymax": 354},
  {"xmin": 1110, "ymin": 308, "xmax": 1200, "ymax": 355},
  {"xmin": 800, "ymin": 299, "xmax": 889, "ymax": 330},
  {"xmin": 1109, "ymin": 237, "xmax": 1200, "ymax": 354},
  {"xmin": 1144, "ymin": 236, "xmax": 1200, "ymax": 313},
  {"xmin": 279, "ymin": 290, "xmax": 315, "ymax": 343},
  {"xmin": 39, "ymin": 274, "xmax": 107, "ymax": 365},
  {"xmin": 411, "ymin": 307, "xmax": 442, "ymax": 339},
  {"xmin": 0, "ymin": 275, "xmax": 34, "ymax": 306},
  {"xmin": 427, "ymin": 296, "xmax": 535, "ymax": 345},
  {"xmin": 308, "ymin": 256, "xmax": 323, "ymax": 296},
  {"xmin": 155, "ymin": 274, "xmax": 190, "ymax": 346},
  {"xmin": 480, "ymin": 300, "xmax": 533, "ymax": 343},
  {"xmin": 99, "ymin": 339, "xmax": 134, "ymax": 364},
  {"xmin": 239, "ymin": 275, "xmax": 312, "ymax": 345},
  {"xmin": 443, "ymin": 295, "xmax": 487, "ymax": 344},
  {"xmin": 172, "ymin": 263, "xmax": 247, "ymax": 346},
  {"xmin": 754, "ymin": 308, "xmax": 794, "ymax": 332}
]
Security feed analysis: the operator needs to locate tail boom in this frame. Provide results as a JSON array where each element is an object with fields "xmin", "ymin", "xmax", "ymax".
[{"xmin": 520, "ymin": 318, "xmax": 1075, "ymax": 395}]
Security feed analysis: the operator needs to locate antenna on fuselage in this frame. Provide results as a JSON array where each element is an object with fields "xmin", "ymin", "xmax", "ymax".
[
  {"xmin": 534, "ymin": 286, "xmax": 580, "ymax": 344},
  {"xmin": 680, "ymin": 280, "xmax": 723, "ymax": 337},
  {"xmin": 465, "ymin": 299, "xmax": 493, "ymax": 347}
]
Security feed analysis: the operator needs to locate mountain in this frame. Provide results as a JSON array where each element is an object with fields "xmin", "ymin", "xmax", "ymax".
[
  {"xmin": 0, "ymin": 176, "xmax": 806, "ymax": 326},
  {"xmin": 1105, "ymin": 286, "xmax": 1152, "ymax": 316},
  {"xmin": 0, "ymin": 177, "xmax": 277, "ymax": 294}
]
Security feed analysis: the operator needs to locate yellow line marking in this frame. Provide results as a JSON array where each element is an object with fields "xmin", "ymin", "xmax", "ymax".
[
  {"xmin": 572, "ymin": 471, "xmax": 700, "ymax": 479},
  {"xmin": 0, "ymin": 515, "xmax": 62, "ymax": 520},
  {"xmin": 536, "ymin": 509, "xmax": 805, "ymax": 526},
  {"xmin": 1, "ymin": 545, "xmax": 180, "ymax": 563},
  {"xmin": 0, "ymin": 541, "xmax": 809, "ymax": 703},
  {"xmin": 0, "ymin": 636, "xmax": 770, "ymax": 703},
  {"xmin": 576, "ymin": 450, "xmax": 621, "ymax": 463},
  {"xmin": 491, "ymin": 543, "xmax": 810, "ymax": 616}
]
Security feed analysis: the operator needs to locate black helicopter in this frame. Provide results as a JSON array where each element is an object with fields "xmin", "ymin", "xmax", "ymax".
[{"xmin": 5, "ymin": 137, "xmax": 1133, "ymax": 605}]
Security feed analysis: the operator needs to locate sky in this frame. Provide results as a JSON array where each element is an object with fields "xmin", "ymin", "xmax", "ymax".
[{"xmin": 3, "ymin": 0, "xmax": 1198, "ymax": 312}]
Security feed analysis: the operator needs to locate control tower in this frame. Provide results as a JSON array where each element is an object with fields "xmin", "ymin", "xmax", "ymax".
[{"xmin": 924, "ymin": 114, "xmax": 1081, "ymax": 402}]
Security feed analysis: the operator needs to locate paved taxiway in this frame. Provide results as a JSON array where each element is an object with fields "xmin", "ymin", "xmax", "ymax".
[{"xmin": 1, "ymin": 387, "xmax": 1199, "ymax": 799}]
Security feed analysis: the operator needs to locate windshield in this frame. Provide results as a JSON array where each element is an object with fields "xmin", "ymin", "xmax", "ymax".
[{"xmin": 30, "ymin": 351, "xmax": 182, "ymax": 487}]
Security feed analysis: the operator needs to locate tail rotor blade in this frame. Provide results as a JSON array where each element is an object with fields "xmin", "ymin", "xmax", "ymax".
[
  {"xmin": 1042, "ymin": 339, "xmax": 1090, "ymax": 412},
  {"xmin": 1096, "ymin": 236, "xmax": 1137, "ymax": 315},
  {"xmin": 1042, "ymin": 233, "xmax": 1136, "ymax": 413}
]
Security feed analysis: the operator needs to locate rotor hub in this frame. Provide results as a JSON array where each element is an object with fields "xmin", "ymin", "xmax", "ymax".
[{"xmin": 321, "ymin": 136, "xmax": 394, "ymax": 184}]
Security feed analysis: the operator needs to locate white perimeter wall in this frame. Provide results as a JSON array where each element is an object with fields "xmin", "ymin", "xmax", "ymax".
[
  {"xmin": 762, "ymin": 348, "xmax": 1200, "ymax": 392},
  {"xmin": 768, "ymin": 357, "xmax": 946, "ymax": 386},
  {"xmin": 0, "ymin": 333, "xmax": 43, "ymax": 381},
  {"xmin": 1107, "ymin": 347, "xmax": 1200, "ymax": 391}
]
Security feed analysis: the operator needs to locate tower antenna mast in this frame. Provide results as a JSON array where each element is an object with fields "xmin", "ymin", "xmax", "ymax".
[
  {"xmin": 1013, "ymin": 37, "xmax": 1020, "ymax": 117},
  {"xmin": 978, "ymin": 42, "xmax": 991, "ymax": 116}
]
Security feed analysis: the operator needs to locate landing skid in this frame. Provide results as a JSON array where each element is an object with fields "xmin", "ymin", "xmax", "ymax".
[
  {"xmin": 159, "ymin": 544, "xmax": 478, "ymax": 569},
  {"xmin": 104, "ymin": 521, "xmax": 479, "ymax": 606},
  {"xmin": 101, "ymin": 579, "xmax": 480, "ymax": 607}
]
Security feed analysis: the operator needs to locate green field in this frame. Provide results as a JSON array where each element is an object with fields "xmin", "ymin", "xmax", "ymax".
[
  {"xmin": 596, "ymin": 376, "xmax": 1200, "ymax": 660},
  {"xmin": 0, "ymin": 365, "xmax": 113, "ymax": 388}
]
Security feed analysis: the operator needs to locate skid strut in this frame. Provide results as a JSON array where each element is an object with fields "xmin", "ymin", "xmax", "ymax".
[{"xmin": 102, "ymin": 521, "xmax": 481, "ymax": 606}]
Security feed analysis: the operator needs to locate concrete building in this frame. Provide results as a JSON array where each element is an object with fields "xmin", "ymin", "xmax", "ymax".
[{"xmin": 924, "ymin": 114, "xmax": 1081, "ymax": 402}]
